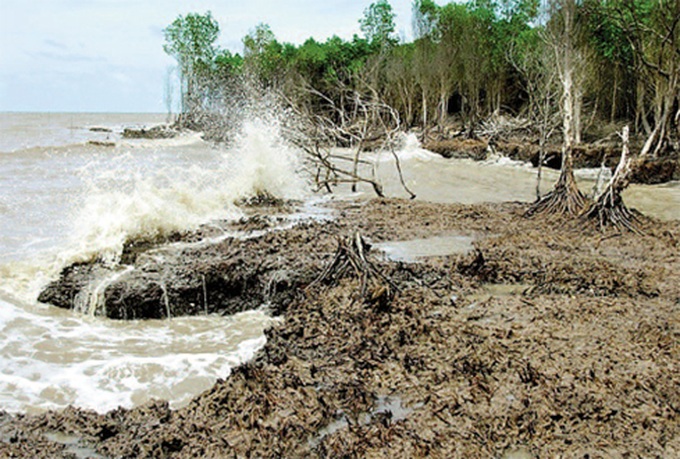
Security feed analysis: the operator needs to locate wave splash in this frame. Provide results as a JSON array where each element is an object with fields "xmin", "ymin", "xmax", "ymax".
[{"xmin": 67, "ymin": 116, "xmax": 306, "ymax": 265}]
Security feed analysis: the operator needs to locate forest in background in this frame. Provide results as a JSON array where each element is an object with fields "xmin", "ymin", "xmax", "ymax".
[
  {"xmin": 163, "ymin": 0, "xmax": 678, "ymax": 150},
  {"xmin": 162, "ymin": 0, "xmax": 679, "ymax": 230}
]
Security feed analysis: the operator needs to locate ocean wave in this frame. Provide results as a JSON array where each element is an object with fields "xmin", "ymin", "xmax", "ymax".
[
  {"xmin": 0, "ymin": 294, "xmax": 272, "ymax": 413},
  {"xmin": 64, "ymin": 117, "xmax": 306, "ymax": 265}
]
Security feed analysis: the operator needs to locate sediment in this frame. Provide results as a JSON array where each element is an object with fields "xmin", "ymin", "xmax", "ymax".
[
  {"xmin": 3, "ymin": 199, "xmax": 679, "ymax": 458},
  {"xmin": 121, "ymin": 125, "xmax": 178, "ymax": 140}
]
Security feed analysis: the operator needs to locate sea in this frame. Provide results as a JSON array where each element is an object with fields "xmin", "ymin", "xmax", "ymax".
[
  {"xmin": 0, "ymin": 112, "xmax": 304, "ymax": 413},
  {"xmin": 0, "ymin": 112, "xmax": 678, "ymax": 415}
]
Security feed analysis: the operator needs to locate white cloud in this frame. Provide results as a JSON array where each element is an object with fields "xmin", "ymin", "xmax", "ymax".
[{"xmin": 0, "ymin": 0, "xmax": 414, "ymax": 112}]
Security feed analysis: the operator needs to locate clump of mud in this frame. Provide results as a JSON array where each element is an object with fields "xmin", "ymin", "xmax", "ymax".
[{"xmin": 3, "ymin": 199, "xmax": 679, "ymax": 457}]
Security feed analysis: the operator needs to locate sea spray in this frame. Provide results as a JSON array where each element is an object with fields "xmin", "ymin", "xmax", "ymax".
[
  {"xmin": 226, "ymin": 118, "xmax": 306, "ymax": 201},
  {"xmin": 72, "ymin": 266, "xmax": 135, "ymax": 316},
  {"xmin": 66, "ymin": 116, "xmax": 306, "ymax": 266}
]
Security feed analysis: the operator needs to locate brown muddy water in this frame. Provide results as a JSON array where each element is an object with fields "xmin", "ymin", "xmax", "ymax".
[
  {"xmin": 342, "ymin": 137, "xmax": 679, "ymax": 221},
  {"xmin": 375, "ymin": 233, "xmax": 477, "ymax": 261}
]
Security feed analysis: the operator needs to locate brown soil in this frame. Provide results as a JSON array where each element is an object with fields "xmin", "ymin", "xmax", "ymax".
[{"xmin": 2, "ymin": 199, "xmax": 679, "ymax": 458}]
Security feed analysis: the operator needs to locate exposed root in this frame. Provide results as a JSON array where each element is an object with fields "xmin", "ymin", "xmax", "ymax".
[
  {"xmin": 525, "ymin": 168, "xmax": 587, "ymax": 218},
  {"xmin": 309, "ymin": 232, "xmax": 397, "ymax": 307},
  {"xmin": 582, "ymin": 189, "xmax": 641, "ymax": 234},
  {"xmin": 582, "ymin": 126, "xmax": 641, "ymax": 233}
]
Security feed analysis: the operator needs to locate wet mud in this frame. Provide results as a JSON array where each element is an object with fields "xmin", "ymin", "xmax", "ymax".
[
  {"xmin": 38, "ymin": 201, "xmax": 332, "ymax": 320},
  {"xmin": 3, "ymin": 199, "xmax": 679, "ymax": 457},
  {"xmin": 425, "ymin": 138, "xmax": 680, "ymax": 184}
]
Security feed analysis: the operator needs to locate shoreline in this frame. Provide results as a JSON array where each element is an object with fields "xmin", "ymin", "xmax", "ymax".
[{"xmin": 2, "ymin": 198, "xmax": 678, "ymax": 457}]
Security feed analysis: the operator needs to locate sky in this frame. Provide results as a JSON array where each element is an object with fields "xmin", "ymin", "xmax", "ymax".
[{"xmin": 0, "ymin": 0, "xmax": 415, "ymax": 113}]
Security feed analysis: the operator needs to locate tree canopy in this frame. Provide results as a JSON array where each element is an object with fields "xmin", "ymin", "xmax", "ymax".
[
  {"xmin": 359, "ymin": 0, "xmax": 397, "ymax": 47},
  {"xmin": 160, "ymin": 0, "xmax": 679, "ymax": 153}
]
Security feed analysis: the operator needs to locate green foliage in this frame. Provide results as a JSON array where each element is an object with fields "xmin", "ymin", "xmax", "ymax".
[
  {"xmin": 163, "ymin": 12, "xmax": 220, "ymax": 76},
  {"xmin": 360, "ymin": 0, "xmax": 397, "ymax": 47},
  {"xmin": 242, "ymin": 23, "xmax": 285, "ymax": 84},
  {"xmin": 161, "ymin": 1, "xmax": 675, "ymax": 139},
  {"xmin": 214, "ymin": 50, "xmax": 243, "ymax": 77},
  {"xmin": 163, "ymin": 12, "xmax": 221, "ymax": 111}
]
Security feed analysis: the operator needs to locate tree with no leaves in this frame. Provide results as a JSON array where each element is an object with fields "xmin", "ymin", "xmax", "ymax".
[{"xmin": 526, "ymin": 0, "xmax": 587, "ymax": 218}]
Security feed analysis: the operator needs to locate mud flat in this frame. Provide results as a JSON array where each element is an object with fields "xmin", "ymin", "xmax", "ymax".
[{"xmin": 1, "ymin": 198, "xmax": 679, "ymax": 458}]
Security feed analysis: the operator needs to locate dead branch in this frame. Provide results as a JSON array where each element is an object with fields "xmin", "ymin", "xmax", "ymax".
[{"xmin": 280, "ymin": 83, "xmax": 414, "ymax": 199}]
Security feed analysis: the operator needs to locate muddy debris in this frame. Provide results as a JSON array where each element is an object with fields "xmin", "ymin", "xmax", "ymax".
[
  {"xmin": 4, "ymin": 198, "xmax": 680, "ymax": 457},
  {"xmin": 121, "ymin": 125, "xmax": 178, "ymax": 140}
]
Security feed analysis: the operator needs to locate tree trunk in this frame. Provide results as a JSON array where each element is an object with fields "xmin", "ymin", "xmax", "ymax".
[
  {"xmin": 582, "ymin": 125, "xmax": 639, "ymax": 232},
  {"xmin": 421, "ymin": 89, "xmax": 428, "ymax": 141},
  {"xmin": 527, "ymin": 0, "xmax": 586, "ymax": 218},
  {"xmin": 574, "ymin": 87, "xmax": 582, "ymax": 145},
  {"xmin": 610, "ymin": 70, "xmax": 618, "ymax": 123}
]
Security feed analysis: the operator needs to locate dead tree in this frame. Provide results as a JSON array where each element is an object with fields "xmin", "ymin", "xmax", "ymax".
[
  {"xmin": 526, "ymin": 0, "xmax": 587, "ymax": 217},
  {"xmin": 507, "ymin": 38, "xmax": 560, "ymax": 200},
  {"xmin": 309, "ymin": 232, "xmax": 397, "ymax": 309},
  {"xmin": 582, "ymin": 126, "xmax": 639, "ymax": 232},
  {"xmin": 582, "ymin": 120, "xmax": 666, "ymax": 232},
  {"xmin": 283, "ymin": 83, "xmax": 415, "ymax": 199}
]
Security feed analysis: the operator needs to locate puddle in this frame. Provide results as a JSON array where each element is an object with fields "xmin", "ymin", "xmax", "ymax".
[
  {"xmin": 375, "ymin": 234, "xmax": 475, "ymax": 262},
  {"xmin": 311, "ymin": 395, "xmax": 418, "ymax": 447},
  {"xmin": 44, "ymin": 431, "xmax": 106, "ymax": 459}
]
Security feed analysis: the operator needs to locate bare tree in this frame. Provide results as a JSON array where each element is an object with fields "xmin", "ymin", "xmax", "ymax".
[
  {"xmin": 283, "ymin": 84, "xmax": 415, "ymax": 199},
  {"xmin": 508, "ymin": 35, "xmax": 560, "ymax": 200},
  {"xmin": 582, "ymin": 126, "xmax": 637, "ymax": 231},
  {"xmin": 526, "ymin": 0, "xmax": 587, "ymax": 217},
  {"xmin": 163, "ymin": 67, "xmax": 176, "ymax": 124}
]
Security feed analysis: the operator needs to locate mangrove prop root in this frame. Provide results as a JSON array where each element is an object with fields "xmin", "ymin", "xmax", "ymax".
[
  {"xmin": 309, "ymin": 232, "xmax": 397, "ymax": 304},
  {"xmin": 582, "ymin": 126, "xmax": 641, "ymax": 234},
  {"xmin": 525, "ymin": 169, "xmax": 587, "ymax": 218},
  {"xmin": 582, "ymin": 190, "xmax": 641, "ymax": 234}
]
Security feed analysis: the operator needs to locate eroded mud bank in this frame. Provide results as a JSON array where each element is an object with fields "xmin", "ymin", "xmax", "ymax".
[
  {"xmin": 2, "ymin": 199, "xmax": 679, "ymax": 458},
  {"xmin": 425, "ymin": 137, "xmax": 680, "ymax": 184}
]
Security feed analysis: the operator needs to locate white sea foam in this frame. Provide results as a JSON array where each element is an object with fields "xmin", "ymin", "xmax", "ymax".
[
  {"xmin": 0, "ymin": 113, "xmax": 304, "ymax": 414},
  {"xmin": 65, "ymin": 117, "xmax": 306, "ymax": 265},
  {"xmin": 226, "ymin": 118, "xmax": 306, "ymax": 200},
  {"xmin": 373, "ymin": 132, "xmax": 435, "ymax": 163},
  {"xmin": 0, "ymin": 295, "xmax": 273, "ymax": 413}
]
